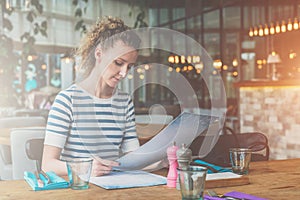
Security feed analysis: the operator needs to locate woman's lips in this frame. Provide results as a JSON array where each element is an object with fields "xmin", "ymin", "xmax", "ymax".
[{"xmin": 113, "ymin": 76, "xmax": 120, "ymax": 82}]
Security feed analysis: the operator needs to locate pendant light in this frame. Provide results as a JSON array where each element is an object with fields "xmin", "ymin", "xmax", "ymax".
[
  {"xmin": 293, "ymin": 18, "xmax": 299, "ymax": 30},
  {"xmin": 258, "ymin": 25, "xmax": 264, "ymax": 36},
  {"xmin": 264, "ymin": 24, "xmax": 269, "ymax": 35},
  {"xmin": 275, "ymin": 21, "xmax": 281, "ymax": 33},
  {"xmin": 287, "ymin": 19, "xmax": 293, "ymax": 31},
  {"xmin": 269, "ymin": 23, "xmax": 275, "ymax": 34},
  {"xmin": 281, "ymin": 20, "xmax": 287, "ymax": 32}
]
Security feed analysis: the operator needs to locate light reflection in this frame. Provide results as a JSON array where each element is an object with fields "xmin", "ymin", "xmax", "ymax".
[{"xmin": 139, "ymin": 74, "xmax": 144, "ymax": 80}]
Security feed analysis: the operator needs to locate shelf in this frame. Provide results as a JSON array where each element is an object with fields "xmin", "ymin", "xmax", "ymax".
[{"xmin": 233, "ymin": 79, "xmax": 300, "ymax": 87}]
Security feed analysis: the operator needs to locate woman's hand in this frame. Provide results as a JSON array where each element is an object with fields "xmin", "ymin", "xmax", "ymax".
[{"xmin": 91, "ymin": 158, "xmax": 119, "ymax": 176}]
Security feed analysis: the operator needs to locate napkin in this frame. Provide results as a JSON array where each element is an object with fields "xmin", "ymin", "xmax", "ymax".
[
  {"xmin": 204, "ymin": 191, "xmax": 268, "ymax": 200},
  {"xmin": 24, "ymin": 171, "xmax": 69, "ymax": 191},
  {"xmin": 193, "ymin": 160, "xmax": 232, "ymax": 174}
]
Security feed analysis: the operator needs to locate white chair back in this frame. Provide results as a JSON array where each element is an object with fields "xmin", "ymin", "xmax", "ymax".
[
  {"xmin": 10, "ymin": 127, "xmax": 45, "ymax": 180},
  {"xmin": 0, "ymin": 116, "xmax": 46, "ymax": 180}
]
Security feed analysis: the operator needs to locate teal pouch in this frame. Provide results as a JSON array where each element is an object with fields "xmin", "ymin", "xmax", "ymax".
[
  {"xmin": 24, "ymin": 171, "xmax": 69, "ymax": 191},
  {"xmin": 193, "ymin": 159, "xmax": 232, "ymax": 174}
]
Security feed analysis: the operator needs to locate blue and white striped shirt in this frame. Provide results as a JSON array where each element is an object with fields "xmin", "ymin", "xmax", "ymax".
[{"xmin": 44, "ymin": 84, "xmax": 139, "ymax": 161}]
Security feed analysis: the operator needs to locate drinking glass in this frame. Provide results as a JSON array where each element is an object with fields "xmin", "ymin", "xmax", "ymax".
[
  {"xmin": 229, "ymin": 148, "xmax": 252, "ymax": 175},
  {"xmin": 177, "ymin": 166, "xmax": 207, "ymax": 200},
  {"xmin": 66, "ymin": 158, "xmax": 93, "ymax": 190}
]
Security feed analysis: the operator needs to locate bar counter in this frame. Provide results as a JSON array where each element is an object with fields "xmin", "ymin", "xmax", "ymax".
[{"xmin": 234, "ymin": 79, "xmax": 300, "ymax": 160}]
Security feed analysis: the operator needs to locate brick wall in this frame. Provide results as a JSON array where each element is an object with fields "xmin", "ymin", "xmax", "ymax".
[{"xmin": 239, "ymin": 86, "xmax": 300, "ymax": 159}]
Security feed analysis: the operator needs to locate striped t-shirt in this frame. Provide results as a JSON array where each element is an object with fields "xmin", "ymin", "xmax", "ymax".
[{"xmin": 44, "ymin": 84, "xmax": 140, "ymax": 161}]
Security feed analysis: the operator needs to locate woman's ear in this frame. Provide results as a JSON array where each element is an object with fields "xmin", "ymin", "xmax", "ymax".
[{"xmin": 94, "ymin": 47, "xmax": 102, "ymax": 62}]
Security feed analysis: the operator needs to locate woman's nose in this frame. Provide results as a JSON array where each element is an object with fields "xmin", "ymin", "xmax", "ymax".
[{"xmin": 119, "ymin": 66, "xmax": 128, "ymax": 78}]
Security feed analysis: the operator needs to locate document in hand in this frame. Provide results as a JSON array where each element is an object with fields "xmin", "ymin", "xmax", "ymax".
[
  {"xmin": 89, "ymin": 170, "xmax": 167, "ymax": 189},
  {"xmin": 116, "ymin": 112, "xmax": 221, "ymax": 170}
]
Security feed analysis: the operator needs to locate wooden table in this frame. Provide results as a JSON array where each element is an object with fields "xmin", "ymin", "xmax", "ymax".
[{"xmin": 1, "ymin": 159, "xmax": 300, "ymax": 199}]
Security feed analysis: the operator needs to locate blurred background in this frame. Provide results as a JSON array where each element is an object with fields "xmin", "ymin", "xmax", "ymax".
[{"xmin": 1, "ymin": 0, "xmax": 300, "ymax": 133}]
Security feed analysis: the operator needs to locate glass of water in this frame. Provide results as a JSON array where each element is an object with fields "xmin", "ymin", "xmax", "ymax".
[
  {"xmin": 229, "ymin": 148, "xmax": 252, "ymax": 175},
  {"xmin": 177, "ymin": 166, "xmax": 207, "ymax": 200},
  {"xmin": 66, "ymin": 158, "xmax": 93, "ymax": 190}
]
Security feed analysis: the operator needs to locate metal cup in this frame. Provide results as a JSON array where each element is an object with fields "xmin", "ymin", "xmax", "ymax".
[
  {"xmin": 177, "ymin": 166, "xmax": 207, "ymax": 200},
  {"xmin": 229, "ymin": 148, "xmax": 252, "ymax": 175}
]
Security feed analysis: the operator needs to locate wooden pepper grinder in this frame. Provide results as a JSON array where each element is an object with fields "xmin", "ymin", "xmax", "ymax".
[{"xmin": 167, "ymin": 141, "xmax": 179, "ymax": 188}]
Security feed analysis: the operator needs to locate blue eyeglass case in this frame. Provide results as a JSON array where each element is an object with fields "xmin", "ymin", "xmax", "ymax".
[
  {"xmin": 24, "ymin": 171, "xmax": 69, "ymax": 191},
  {"xmin": 193, "ymin": 159, "xmax": 232, "ymax": 174}
]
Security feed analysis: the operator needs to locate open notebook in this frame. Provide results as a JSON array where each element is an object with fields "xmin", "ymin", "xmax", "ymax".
[
  {"xmin": 116, "ymin": 112, "xmax": 221, "ymax": 171},
  {"xmin": 90, "ymin": 170, "xmax": 167, "ymax": 189}
]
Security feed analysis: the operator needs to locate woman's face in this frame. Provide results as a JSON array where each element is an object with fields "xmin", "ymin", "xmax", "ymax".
[{"xmin": 99, "ymin": 43, "xmax": 138, "ymax": 89}]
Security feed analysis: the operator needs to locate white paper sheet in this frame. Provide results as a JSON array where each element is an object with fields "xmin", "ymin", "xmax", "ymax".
[
  {"xmin": 206, "ymin": 172, "xmax": 242, "ymax": 180},
  {"xmin": 89, "ymin": 170, "xmax": 167, "ymax": 189},
  {"xmin": 116, "ymin": 112, "xmax": 221, "ymax": 170}
]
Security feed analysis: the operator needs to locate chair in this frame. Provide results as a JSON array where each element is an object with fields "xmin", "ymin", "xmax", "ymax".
[
  {"xmin": 0, "ymin": 116, "xmax": 46, "ymax": 180},
  {"xmin": 190, "ymin": 129, "xmax": 270, "ymax": 167},
  {"xmin": 10, "ymin": 127, "xmax": 45, "ymax": 180}
]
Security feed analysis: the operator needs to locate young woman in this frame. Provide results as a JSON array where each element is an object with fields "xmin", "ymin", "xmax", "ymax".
[{"xmin": 42, "ymin": 17, "xmax": 141, "ymax": 176}]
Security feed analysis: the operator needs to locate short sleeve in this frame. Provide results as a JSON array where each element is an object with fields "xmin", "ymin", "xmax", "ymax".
[{"xmin": 44, "ymin": 91, "xmax": 72, "ymax": 148}]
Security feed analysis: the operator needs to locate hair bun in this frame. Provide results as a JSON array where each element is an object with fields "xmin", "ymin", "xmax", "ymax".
[
  {"xmin": 109, "ymin": 23, "xmax": 117, "ymax": 29},
  {"xmin": 107, "ymin": 17, "xmax": 125, "ymax": 30}
]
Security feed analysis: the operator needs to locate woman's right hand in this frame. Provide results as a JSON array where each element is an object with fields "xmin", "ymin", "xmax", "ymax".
[{"xmin": 91, "ymin": 158, "xmax": 120, "ymax": 177}]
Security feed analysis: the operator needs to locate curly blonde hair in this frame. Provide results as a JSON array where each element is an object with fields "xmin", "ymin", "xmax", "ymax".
[{"xmin": 75, "ymin": 16, "xmax": 141, "ymax": 79}]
